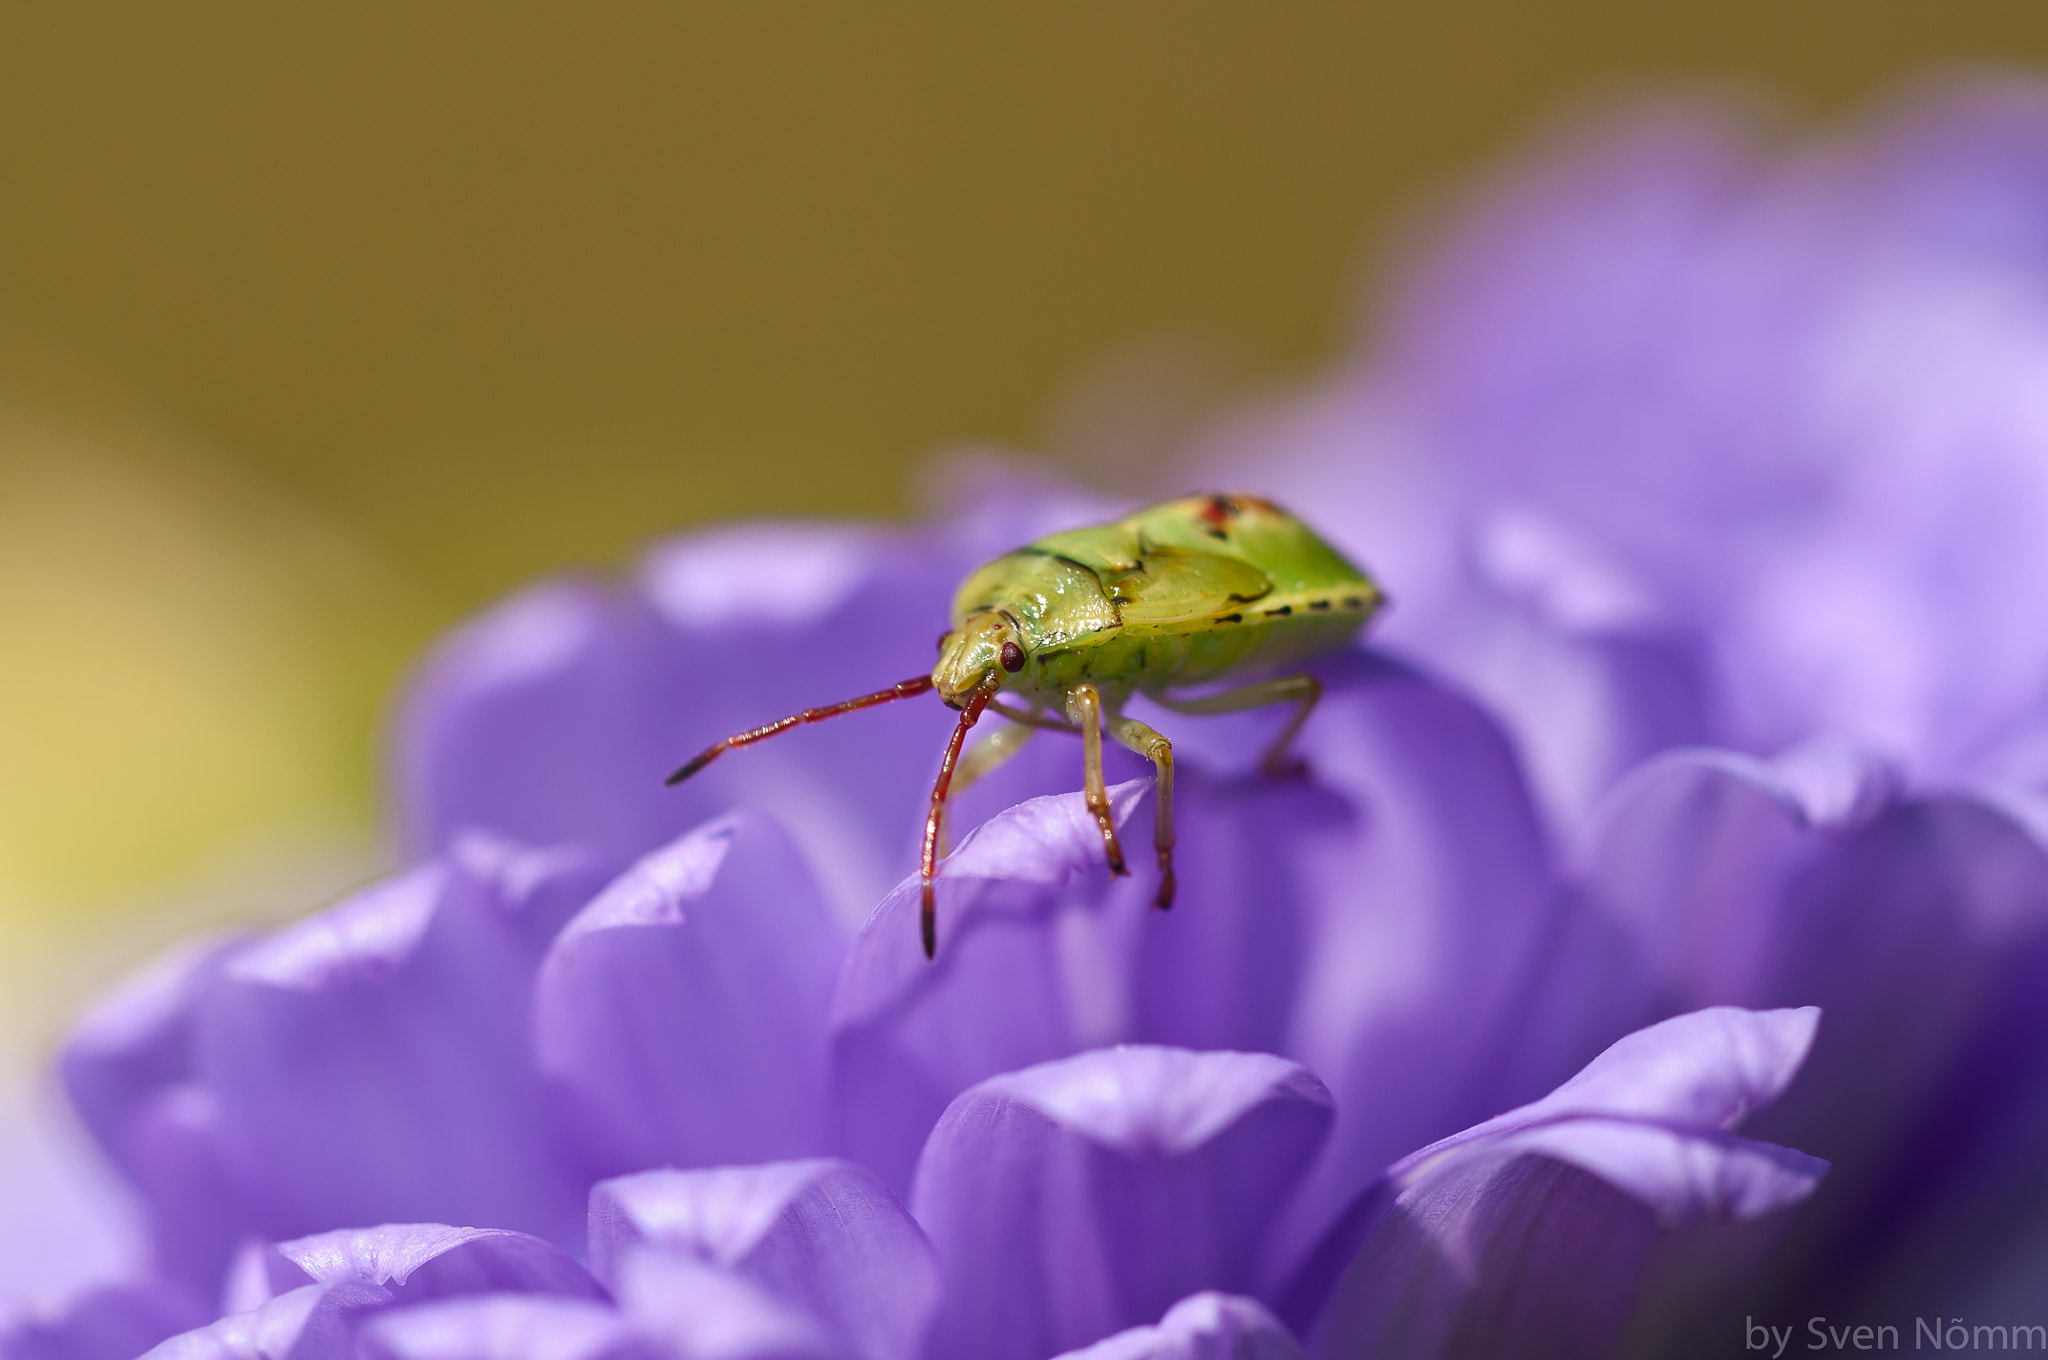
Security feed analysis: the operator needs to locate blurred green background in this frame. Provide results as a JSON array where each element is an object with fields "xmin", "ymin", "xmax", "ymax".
[{"xmin": 2, "ymin": 2, "xmax": 2044, "ymax": 1041}]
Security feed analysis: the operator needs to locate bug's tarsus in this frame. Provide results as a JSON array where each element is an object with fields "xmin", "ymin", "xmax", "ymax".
[
  {"xmin": 1154, "ymin": 864, "xmax": 1177, "ymax": 910},
  {"xmin": 1110, "ymin": 713, "xmax": 1175, "ymax": 911},
  {"xmin": 921, "ymin": 677, "xmax": 999, "ymax": 960},
  {"xmin": 1263, "ymin": 753, "xmax": 1313, "ymax": 780},
  {"xmin": 1149, "ymin": 791, "xmax": 1175, "ymax": 907},
  {"xmin": 664, "ymin": 675, "xmax": 936, "ymax": 786}
]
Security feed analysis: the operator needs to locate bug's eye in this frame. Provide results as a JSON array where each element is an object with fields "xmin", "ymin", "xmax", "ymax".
[{"xmin": 999, "ymin": 640, "xmax": 1026, "ymax": 673}]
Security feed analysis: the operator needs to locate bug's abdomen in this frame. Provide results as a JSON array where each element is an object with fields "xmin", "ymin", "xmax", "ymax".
[
  {"xmin": 1150, "ymin": 600, "xmax": 1369, "ymax": 689},
  {"xmin": 1013, "ymin": 598, "xmax": 1365, "ymax": 701}
]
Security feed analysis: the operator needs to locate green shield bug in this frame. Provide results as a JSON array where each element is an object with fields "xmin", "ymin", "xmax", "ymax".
[{"xmin": 666, "ymin": 493, "xmax": 1385, "ymax": 958}]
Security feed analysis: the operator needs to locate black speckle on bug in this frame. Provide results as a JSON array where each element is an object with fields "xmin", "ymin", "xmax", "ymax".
[
  {"xmin": 1203, "ymin": 526, "xmax": 1229, "ymax": 541},
  {"xmin": 999, "ymin": 641, "xmax": 1026, "ymax": 673},
  {"xmin": 1308, "ymin": 600, "xmax": 1332, "ymax": 611},
  {"xmin": 1217, "ymin": 613, "xmax": 1242, "ymax": 624},
  {"xmin": 1264, "ymin": 605, "xmax": 1293, "ymax": 618},
  {"xmin": 1035, "ymin": 551, "xmax": 1096, "ymax": 575},
  {"xmin": 1343, "ymin": 596, "xmax": 1366, "ymax": 609}
]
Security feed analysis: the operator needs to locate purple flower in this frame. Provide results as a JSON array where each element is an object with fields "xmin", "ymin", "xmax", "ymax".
[
  {"xmin": 18, "ymin": 78, "xmax": 2048, "ymax": 1360},
  {"xmin": 15, "ymin": 509, "xmax": 1832, "ymax": 1359}
]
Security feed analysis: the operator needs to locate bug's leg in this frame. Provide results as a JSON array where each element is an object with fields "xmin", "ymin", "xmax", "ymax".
[
  {"xmin": 988, "ymin": 697, "xmax": 1080, "ymax": 732},
  {"xmin": 936, "ymin": 718, "xmax": 1038, "ymax": 859},
  {"xmin": 666, "ymin": 674, "xmax": 936, "ymax": 785},
  {"xmin": 1064, "ymin": 683, "xmax": 1130, "ymax": 880},
  {"xmin": 1110, "ymin": 715, "xmax": 1175, "ymax": 909},
  {"xmin": 920, "ymin": 679, "xmax": 998, "ymax": 960},
  {"xmin": 1152, "ymin": 673, "xmax": 1322, "ymax": 777}
]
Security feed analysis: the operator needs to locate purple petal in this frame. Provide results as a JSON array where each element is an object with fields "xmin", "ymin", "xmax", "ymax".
[
  {"xmin": 187, "ymin": 838, "xmax": 616, "ymax": 1255},
  {"xmin": 911, "ymin": 1046, "xmax": 1333, "ymax": 1360},
  {"xmin": 1190, "ymin": 655, "xmax": 1551, "ymax": 1275},
  {"xmin": 1308, "ymin": 1157, "xmax": 1662, "ymax": 1360},
  {"xmin": 1301, "ymin": 1007, "xmax": 1828, "ymax": 1359},
  {"xmin": 60, "ymin": 936, "xmax": 241, "ymax": 1170},
  {"xmin": 1443, "ymin": 508, "xmax": 1712, "ymax": 825},
  {"xmin": 141, "ymin": 1282, "xmax": 395, "ymax": 1360},
  {"xmin": 1490, "ymin": 744, "xmax": 1870, "ymax": 1101},
  {"xmin": 1524, "ymin": 747, "xmax": 2048, "ymax": 1313},
  {"xmin": 536, "ymin": 811, "xmax": 844, "ymax": 1175},
  {"xmin": 393, "ymin": 579, "xmax": 669, "ymax": 865},
  {"xmin": 57, "ymin": 941, "xmax": 248, "ymax": 1289},
  {"xmin": 87, "ymin": 1085, "xmax": 244, "ymax": 1295},
  {"xmin": 1451, "ymin": 1004, "xmax": 1820, "ymax": 1148},
  {"xmin": 610, "ymin": 1251, "xmax": 851, "ymax": 1360},
  {"xmin": 58, "ymin": 836, "xmax": 613, "ymax": 1289},
  {"xmin": 394, "ymin": 527, "xmax": 970, "ymax": 923},
  {"xmin": 1106, "ymin": 773, "xmax": 1336, "ymax": 1060},
  {"xmin": 588, "ymin": 1161, "xmax": 936, "ymax": 1360},
  {"xmin": 259, "ymin": 1223, "xmax": 603, "ymax": 1302},
  {"xmin": 153, "ymin": 1229, "xmax": 605, "ymax": 1360},
  {"xmin": 827, "ymin": 779, "xmax": 1154, "ymax": 1197},
  {"xmin": 1746, "ymin": 797, "xmax": 2048, "ymax": 1310},
  {"xmin": 833, "ymin": 652, "xmax": 1556, "ymax": 1247},
  {"xmin": 357, "ymin": 1296, "xmax": 648, "ymax": 1360},
  {"xmin": 0, "ymin": 1281, "xmax": 208, "ymax": 1360},
  {"xmin": 1392, "ymin": 1008, "xmax": 1826, "ymax": 1219},
  {"xmin": 1050, "ymin": 1293, "xmax": 1305, "ymax": 1360}
]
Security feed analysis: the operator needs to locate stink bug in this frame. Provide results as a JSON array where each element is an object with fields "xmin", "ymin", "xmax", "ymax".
[{"xmin": 666, "ymin": 493, "xmax": 1384, "ymax": 958}]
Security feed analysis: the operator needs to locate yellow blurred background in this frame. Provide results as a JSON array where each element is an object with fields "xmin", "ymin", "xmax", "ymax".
[{"xmin": 1, "ymin": 2, "xmax": 2044, "ymax": 1062}]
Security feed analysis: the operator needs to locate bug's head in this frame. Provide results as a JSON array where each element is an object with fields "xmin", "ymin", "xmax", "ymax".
[{"xmin": 932, "ymin": 612, "xmax": 1025, "ymax": 707}]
